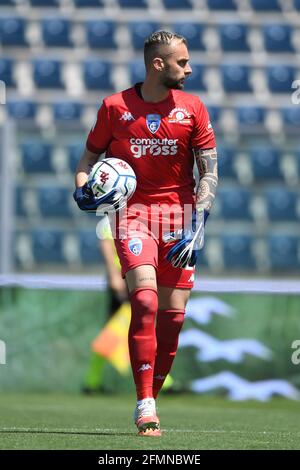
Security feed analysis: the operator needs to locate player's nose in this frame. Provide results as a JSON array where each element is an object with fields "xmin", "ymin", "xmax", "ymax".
[{"xmin": 185, "ymin": 63, "xmax": 192, "ymax": 76}]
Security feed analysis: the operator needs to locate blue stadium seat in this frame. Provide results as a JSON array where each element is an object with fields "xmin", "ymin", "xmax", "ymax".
[
  {"xmin": 53, "ymin": 101, "xmax": 82, "ymax": 121},
  {"xmin": 74, "ymin": 0, "xmax": 104, "ymax": 6},
  {"xmin": 15, "ymin": 187, "xmax": 26, "ymax": 217},
  {"xmin": 267, "ymin": 65, "xmax": 295, "ymax": 93},
  {"xmin": 268, "ymin": 235, "xmax": 299, "ymax": 270},
  {"xmin": 30, "ymin": 0, "xmax": 60, "ymax": 5},
  {"xmin": 296, "ymin": 149, "xmax": 300, "ymax": 178},
  {"xmin": 31, "ymin": 230, "xmax": 64, "ymax": 263},
  {"xmin": 218, "ymin": 187, "xmax": 252, "ymax": 220},
  {"xmin": 37, "ymin": 186, "xmax": 72, "ymax": 218},
  {"xmin": 195, "ymin": 247, "xmax": 209, "ymax": 269},
  {"xmin": 184, "ymin": 63, "xmax": 206, "ymax": 91},
  {"xmin": 78, "ymin": 230, "xmax": 103, "ymax": 264},
  {"xmin": 250, "ymin": 0, "xmax": 281, "ymax": 11},
  {"xmin": 222, "ymin": 234, "xmax": 255, "ymax": 269},
  {"xmin": 41, "ymin": 18, "xmax": 72, "ymax": 47},
  {"xmin": 33, "ymin": 59, "xmax": 64, "ymax": 89},
  {"xmin": 7, "ymin": 101, "xmax": 37, "ymax": 120},
  {"xmin": 21, "ymin": 141, "xmax": 54, "ymax": 173},
  {"xmin": 129, "ymin": 59, "xmax": 145, "ymax": 84},
  {"xmin": 207, "ymin": 0, "xmax": 236, "ymax": 9},
  {"xmin": 172, "ymin": 23, "xmax": 205, "ymax": 51},
  {"xmin": 264, "ymin": 188, "xmax": 297, "ymax": 221},
  {"xmin": 0, "ymin": 17, "xmax": 27, "ymax": 46},
  {"xmin": 294, "ymin": 0, "xmax": 300, "ymax": 11},
  {"xmin": 0, "ymin": 57, "xmax": 15, "ymax": 87},
  {"xmin": 236, "ymin": 106, "xmax": 265, "ymax": 126},
  {"xmin": 219, "ymin": 23, "xmax": 249, "ymax": 52},
  {"xmin": 281, "ymin": 107, "xmax": 300, "ymax": 127},
  {"xmin": 128, "ymin": 21, "xmax": 159, "ymax": 50},
  {"xmin": 248, "ymin": 145, "xmax": 282, "ymax": 180},
  {"xmin": 83, "ymin": 59, "xmax": 113, "ymax": 90},
  {"xmin": 221, "ymin": 64, "xmax": 252, "ymax": 93},
  {"xmin": 207, "ymin": 105, "xmax": 221, "ymax": 126},
  {"xmin": 162, "ymin": 0, "xmax": 193, "ymax": 9},
  {"xmin": 263, "ymin": 24, "xmax": 294, "ymax": 53},
  {"xmin": 66, "ymin": 143, "xmax": 84, "ymax": 173},
  {"xmin": 118, "ymin": 0, "xmax": 148, "ymax": 7},
  {"xmin": 86, "ymin": 21, "xmax": 116, "ymax": 49},
  {"xmin": 217, "ymin": 144, "xmax": 236, "ymax": 178},
  {"xmin": 0, "ymin": 1, "xmax": 16, "ymax": 5}
]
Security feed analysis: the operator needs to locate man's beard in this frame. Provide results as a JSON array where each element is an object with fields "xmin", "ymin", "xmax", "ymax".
[{"xmin": 162, "ymin": 75, "xmax": 185, "ymax": 90}]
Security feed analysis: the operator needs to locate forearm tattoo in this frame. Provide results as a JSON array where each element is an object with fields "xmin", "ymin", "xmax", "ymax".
[{"xmin": 194, "ymin": 147, "xmax": 218, "ymax": 212}]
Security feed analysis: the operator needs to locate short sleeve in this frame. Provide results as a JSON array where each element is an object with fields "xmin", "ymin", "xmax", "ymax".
[
  {"xmin": 191, "ymin": 99, "xmax": 216, "ymax": 149},
  {"xmin": 86, "ymin": 100, "xmax": 113, "ymax": 154}
]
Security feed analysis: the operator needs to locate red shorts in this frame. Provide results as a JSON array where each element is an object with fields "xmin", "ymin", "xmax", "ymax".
[{"xmin": 114, "ymin": 219, "xmax": 195, "ymax": 289}]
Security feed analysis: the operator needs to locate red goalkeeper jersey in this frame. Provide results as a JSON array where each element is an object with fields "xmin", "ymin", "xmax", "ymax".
[{"xmin": 86, "ymin": 84, "xmax": 216, "ymax": 208}]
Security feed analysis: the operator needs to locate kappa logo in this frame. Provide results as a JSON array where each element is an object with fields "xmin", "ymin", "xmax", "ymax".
[
  {"xmin": 146, "ymin": 114, "xmax": 161, "ymax": 134},
  {"xmin": 154, "ymin": 375, "xmax": 166, "ymax": 380},
  {"xmin": 138, "ymin": 363, "xmax": 152, "ymax": 372},
  {"xmin": 207, "ymin": 121, "xmax": 213, "ymax": 132},
  {"xmin": 128, "ymin": 238, "xmax": 143, "ymax": 256},
  {"xmin": 120, "ymin": 111, "xmax": 135, "ymax": 121}
]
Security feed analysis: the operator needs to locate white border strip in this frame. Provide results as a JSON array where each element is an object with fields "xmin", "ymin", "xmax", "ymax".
[{"xmin": 0, "ymin": 274, "xmax": 300, "ymax": 294}]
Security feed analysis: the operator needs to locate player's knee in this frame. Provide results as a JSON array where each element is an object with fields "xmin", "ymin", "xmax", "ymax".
[{"xmin": 130, "ymin": 288, "xmax": 158, "ymax": 316}]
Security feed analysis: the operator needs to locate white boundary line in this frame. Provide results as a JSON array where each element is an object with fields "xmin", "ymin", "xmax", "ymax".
[
  {"xmin": 0, "ymin": 274, "xmax": 300, "ymax": 293},
  {"xmin": 0, "ymin": 426, "xmax": 299, "ymax": 435}
]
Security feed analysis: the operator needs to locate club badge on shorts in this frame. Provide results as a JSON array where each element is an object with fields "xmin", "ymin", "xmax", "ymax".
[
  {"xmin": 146, "ymin": 114, "xmax": 161, "ymax": 134},
  {"xmin": 128, "ymin": 238, "xmax": 143, "ymax": 256}
]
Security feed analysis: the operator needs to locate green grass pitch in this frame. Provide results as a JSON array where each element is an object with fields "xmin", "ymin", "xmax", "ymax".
[{"xmin": 0, "ymin": 393, "xmax": 299, "ymax": 450}]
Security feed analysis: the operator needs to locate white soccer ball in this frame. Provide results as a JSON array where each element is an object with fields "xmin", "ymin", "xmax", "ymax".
[{"xmin": 88, "ymin": 157, "xmax": 137, "ymax": 201}]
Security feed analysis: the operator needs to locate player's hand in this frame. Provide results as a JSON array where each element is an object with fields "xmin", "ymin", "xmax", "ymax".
[
  {"xmin": 73, "ymin": 184, "xmax": 125, "ymax": 212},
  {"xmin": 165, "ymin": 209, "xmax": 209, "ymax": 268}
]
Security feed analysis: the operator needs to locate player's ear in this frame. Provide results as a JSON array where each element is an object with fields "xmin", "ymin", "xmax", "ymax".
[{"xmin": 153, "ymin": 57, "xmax": 165, "ymax": 72}]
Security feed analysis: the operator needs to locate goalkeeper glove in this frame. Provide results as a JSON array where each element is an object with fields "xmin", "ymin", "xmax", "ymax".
[
  {"xmin": 73, "ymin": 183, "xmax": 125, "ymax": 213},
  {"xmin": 165, "ymin": 209, "xmax": 209, "ymax": 268}
]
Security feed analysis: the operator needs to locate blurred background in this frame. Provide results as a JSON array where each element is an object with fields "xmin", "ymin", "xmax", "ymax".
[{"xmin": 0, "ymin": 0, "xmax": 300, "ymax": 398}]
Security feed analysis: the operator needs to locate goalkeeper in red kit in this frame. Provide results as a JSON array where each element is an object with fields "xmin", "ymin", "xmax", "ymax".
[{"xmin": 74, "ymin": 31, "xmax": 218, "ymax": 436}]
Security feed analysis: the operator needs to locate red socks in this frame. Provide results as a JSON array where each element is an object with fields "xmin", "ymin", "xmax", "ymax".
[
  {"xmin": 128, "ymin": 289, "xmax": 185, "ymax": 401},
  {"xmin": 153, "ymin": 309, "xmax": 185, "ymax": 399},
  {"xmin": 128, "ymin": 288, "xmax": 158, "ymax": 400}
]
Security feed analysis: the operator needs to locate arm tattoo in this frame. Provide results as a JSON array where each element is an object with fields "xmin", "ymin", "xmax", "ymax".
[{"xmin": 194, "ymin": 147, "xmax": 218, "ymax": 212}]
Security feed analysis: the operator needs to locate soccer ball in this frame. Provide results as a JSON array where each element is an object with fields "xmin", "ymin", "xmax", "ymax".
[{"xmin": 88, "ymin": 157, "xmax": 137, "ymax": 201}]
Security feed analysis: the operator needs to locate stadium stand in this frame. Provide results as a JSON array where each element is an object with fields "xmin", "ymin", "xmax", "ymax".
[
  {"xmin": 206, "ymin": 0, "xmax": 237, "ymax": 10},
  {"xmin": 31, "ymin": 229, "xmax": 65, "ymax": 264},
  {"xmin": 268, "ymin": 235, "xmax": 299, "ymax": 271},
  {"xmin": 7, "ymin": 101, "xmax": 37, "ymax": 120},
  {"xmin": 41, "ymin": 18, "xmax": 72, "ymax": 48},
  {"xmin": 86, "ymin": 21, "xmax": 116, "ymax": 49},
  {"xmin": 129, "ymin": 22, "xmax": 160, "ymax": 50},
  {"xmin": 20, "ymin": 141, "xmax": 54, "ymax": 174},
  {"xmin": 218, "ymin": 187, "xmax": 252, "ymax": 221},
  {"xmin": 222, "ymin": 234, "xmax": 256, "ymax": 270},
  {"xmin": 162, "ymin": 0, "xmax": 193, "ymax": 9},
  {"xmin": 219, "ymin": 23, "xmax": 249, "ymax": 52},
  {"xmin": 83, "ymin": 59, "xmax": 114, "ymax": 90},
  {"xmin": 0, "ymin": 58, "xmax": 15, "ymax": 88},
  {"xmin": 0, "ymin": 0, "xmax": 299, "ymax": 274},
  {"xmin": 0, "ymin": 16, "xmax": 27, "ymax": 47},
  {"xmin": 33, "ymin": 59, "xmax": 64, "ymax": 89}
]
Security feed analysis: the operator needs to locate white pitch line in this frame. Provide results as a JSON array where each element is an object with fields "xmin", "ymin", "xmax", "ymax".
[{"xmin": 0, "ymin": 427, "xmax": 299, "ymax": 435}]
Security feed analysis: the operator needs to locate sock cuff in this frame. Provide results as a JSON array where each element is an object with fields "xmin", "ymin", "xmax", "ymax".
[{"xmin": 157, "ymin": 309, "xmax": 185, "ymax": 315}]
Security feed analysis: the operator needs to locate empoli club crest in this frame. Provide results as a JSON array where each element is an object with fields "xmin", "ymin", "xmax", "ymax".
[{"xmin": 146, "ymin": 114, "xmax": 161, "ymax": 134}]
